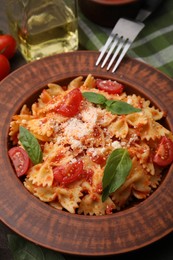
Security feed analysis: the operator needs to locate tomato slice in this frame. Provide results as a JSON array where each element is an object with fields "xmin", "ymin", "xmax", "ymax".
[
  {"xmin": 91, "ymin": 154, "xmax": 106, "ymax": 166},
  {"xmin": 56, "ymin": 88, "xmax": 83, "ymax": 117},
  {"xmin": 153, "ymin": 136, "xmax": 173, "ymax": 166},
  {"xmin": 53, "ymin": 160, "xmax": 84, "ymax": 186},
  {"xmin": 8, "ymin": 147, "xmax": 30, "ymax": 177},
  {"xmin": 96, "ymin": 79, "xmax": 124, "ymax": 94}
]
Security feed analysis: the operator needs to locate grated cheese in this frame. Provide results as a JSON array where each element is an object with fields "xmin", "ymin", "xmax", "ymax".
[
  {"xmin": 112, "ymin": 141, "xmax": 122, "ymax": 149},
  {"xmin": 62, "ymin": 117, "xmax": 93, "ymax": 139}
]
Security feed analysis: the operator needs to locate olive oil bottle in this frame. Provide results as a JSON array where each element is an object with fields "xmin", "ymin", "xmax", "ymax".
[{"xmin": 6, "ymin": 0, "xmax": 78, "ymax": 62}]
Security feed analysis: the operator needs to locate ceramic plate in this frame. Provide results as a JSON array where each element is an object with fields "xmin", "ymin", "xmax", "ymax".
[{"xmin": 0, "ymin": 51, "xmax": 173, "ymax": 256}]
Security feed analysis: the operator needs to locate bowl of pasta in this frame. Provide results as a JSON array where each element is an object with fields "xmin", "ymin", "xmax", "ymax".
[{"xmin": 0, "ymin": 51, "xmax": 173, "ymax": 256}]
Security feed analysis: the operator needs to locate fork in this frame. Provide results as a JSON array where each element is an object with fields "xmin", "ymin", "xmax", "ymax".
[{"xmin": 95, "ymin": 0, "xmax": 162, "ymax": 72}]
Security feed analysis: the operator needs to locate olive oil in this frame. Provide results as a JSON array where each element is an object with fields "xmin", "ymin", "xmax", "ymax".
[{"xmin": 6, "ymin": 0, "xmax": 78, "ymax": 62}]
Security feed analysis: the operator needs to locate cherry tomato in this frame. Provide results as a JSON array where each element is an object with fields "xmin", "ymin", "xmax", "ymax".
[
  {"xmin": 153, "ymin": 136, "xmax": 173, "ymax": 166},
  {"xmin": 0, "ymin": 54, "xmax": 10, "ymax": 81},
  {"xmin": 53, "ymin": 160, "xmax": 84, "ymax": 186},
  {"xmin": 96, "ymin": 79, "xmax": 124, "ymax": 94},
  {"xmin": 91, "ymin": 154, "xmax": 106, "ymax": 166},
  {"xmin": 8, "ymin": 147, "xmax": 30, "ymax": 177},
  {"xmin": 0, "ymin": 34, "xmax": 16, "ymax": 59},
  {"xmin": 56, "ymin": 88, "xmax": 83, "ymax": 117}
]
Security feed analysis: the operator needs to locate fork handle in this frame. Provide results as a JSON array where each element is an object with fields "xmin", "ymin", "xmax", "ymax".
[{"xmin": 136, "ymin": 0, "xmax": 162, "ymax": 22}]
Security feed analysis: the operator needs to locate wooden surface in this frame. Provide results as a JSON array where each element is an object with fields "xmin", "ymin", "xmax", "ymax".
[{"xmin": 0, "ymin": 51, "xmax": 173, "ymax": 258}]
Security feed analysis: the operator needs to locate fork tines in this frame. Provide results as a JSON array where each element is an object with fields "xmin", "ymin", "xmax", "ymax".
[{"xmin": 96, "ymin": 18, "xmax": 144, "ymax": 72}]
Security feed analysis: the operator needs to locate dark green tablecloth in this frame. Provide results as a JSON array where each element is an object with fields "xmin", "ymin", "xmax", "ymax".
[
  {"xmin": 0, "ymin": 0, "xmax": 173, "ymax": 259},
  {"xmin": 78, "ymin": 0, "xmax": 173, "ymax": 78}
]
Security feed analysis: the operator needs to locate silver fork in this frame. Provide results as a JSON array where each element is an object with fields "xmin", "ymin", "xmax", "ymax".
[{"xmin": 95, "ymin": 0, "xmax": 162, "ymax": 72}]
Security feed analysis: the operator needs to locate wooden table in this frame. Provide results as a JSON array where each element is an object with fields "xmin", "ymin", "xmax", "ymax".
[{"xmin": 0, "ymin": 0, "xmax": 173, "ymax": 259}]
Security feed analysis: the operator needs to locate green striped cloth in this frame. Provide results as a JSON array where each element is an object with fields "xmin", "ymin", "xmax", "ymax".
[{"xmin": 78, "ymin": 0, "xmax": 173, "ymax": 78}]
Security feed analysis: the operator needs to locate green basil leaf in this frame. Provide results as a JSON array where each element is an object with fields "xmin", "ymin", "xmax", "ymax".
[
  {"xmin": 7, "ymin": 234, "xmax": 65, "ymax": 260},
  {"xmin": 82, "ymin": 91, "xmax": 141, "ymax": 115},
  {"xmin": 19, "ymin": 126, "xmax": 43, "ymax": 165},
  {"xmin": 104, "ymin": 99, "xmax": 114, "ymax": 108},
  {"xmin": 82, "ymin": 92, "xmax": 107, "ymax": 105},
  {"xmin": 105, "ymin": 100, "xmax": 141, "ymax": 115},
  {"xmin": 102, "ymin": 148, "xmax": 132, "ymax": 202}
]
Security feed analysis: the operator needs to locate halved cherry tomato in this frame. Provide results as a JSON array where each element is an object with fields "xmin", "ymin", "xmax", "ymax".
[
  {"xmin": 0, "ymin": 34, "xmax": 16, "ymax": 59},
  {"xmin": 8, "ymin": 147, "xmax": 30, "ymax": 177},
  {"xmin": 53, "ymin": 160, "xmax": 84, "ymax": 186},
  {"xmin": 96, "ymin": 79, "xmax": 124, "ymax": 94},
  {"xmin": 56, "ymin": 88, "xmax": 83, "ymax": 117},
  {"xmin": 0, "ymin": 54, "xmax": 10, "ymax": 81},
  {"xmin": 153, "ymin": 136, "xmax": 173, "ymax": 166},
  {"xmin": 91, "ymin": 154, "xmax": 106, "ymax": 166}
]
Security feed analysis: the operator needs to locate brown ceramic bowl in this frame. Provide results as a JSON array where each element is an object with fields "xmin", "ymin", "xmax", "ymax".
[
  {"xmin": 0, "ymin": 51, "xmax": 173, "ymax": 256},
  {"xmin": 78, "ymin": 0, "xmax": 143, "ymax": 27}
]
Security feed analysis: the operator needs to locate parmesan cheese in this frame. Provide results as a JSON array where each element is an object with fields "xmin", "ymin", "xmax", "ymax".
[
  {"xmin": 62, "ymin": 117, "xmax": 93, "ymax": 139},
  {"xmin": 112, "ymin": 141, "xmax": 122, "ymax": 149}
]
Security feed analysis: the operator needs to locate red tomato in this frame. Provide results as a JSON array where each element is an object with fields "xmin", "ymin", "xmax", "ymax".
[
  {"xmin": 96, "ymin": 79, "xmax": 124, "ymax": 94},
  {"xmin": 56, "ymin": 88, "xmax": 83, "ymax": 117},
  {"xmin": 153, "ymin": 136, "xmax": 173, "ymax": 166},
  {"xmin": 91, "ymin": 154, "xmax": 106, "ymax": 166},
  {"xmin": 53, "ymin": 160, "xmax": 84, "ymax": 186},
  {"xmin": 0, "ymin": 54, "xmax": 10, "ymax": 81},
  {"xmin": 0, "ymin": 34, "xmax": 16, "ymax": 59},
  {"xmin": 8, "ymin": 147, "xmax": 30, "ymax": 177}
]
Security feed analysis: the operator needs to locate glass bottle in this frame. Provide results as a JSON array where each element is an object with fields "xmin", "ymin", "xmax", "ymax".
[{"xmin": 6, "ymin": 0, "xmax": 78, "ymax": 62}]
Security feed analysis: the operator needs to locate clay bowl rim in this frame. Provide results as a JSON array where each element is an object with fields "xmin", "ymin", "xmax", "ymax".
[{"xmin": 0, "ymin": 50, "xmax": 173, "ymax": 256}]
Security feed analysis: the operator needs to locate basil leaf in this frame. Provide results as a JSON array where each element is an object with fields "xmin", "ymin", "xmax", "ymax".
[
  {"xmin": 105, "ymin": 100, "xmax": 141, "ymax": 115},
  {"xmin": 104, "ymin": 99, "xmax": 114, "ymax": 108},
  {"xmin": 82, "ymin": 92, "xmax": 107, "ymax": 105},
  {"xmin": 83, "ymin": 91, "xmax": 141, "ymax": 115},
  {"xmin": 102, "ymin": 148, "xmax": 132, "ymax": 202},
  {"xmin": 19, "ymin": 126, "xmax": 43, "ymax": 165},
  {"xmin": 8, "ymin": 234, "xmax": 65, "ymax": 260}
]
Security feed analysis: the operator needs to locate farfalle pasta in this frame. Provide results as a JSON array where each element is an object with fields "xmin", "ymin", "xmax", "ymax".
[{"xmin": 8, "ymin": 74, "xmax": 173, "ymax": 215}]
